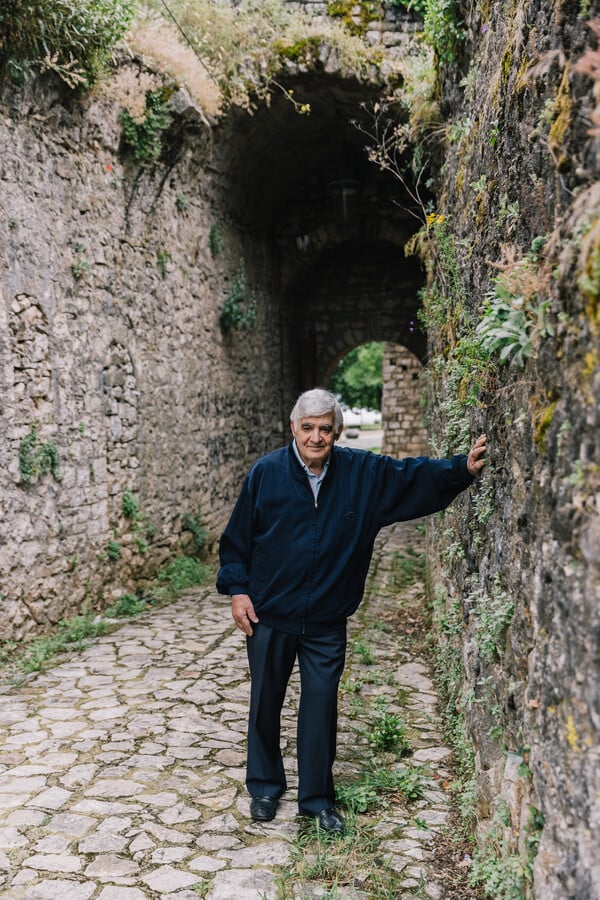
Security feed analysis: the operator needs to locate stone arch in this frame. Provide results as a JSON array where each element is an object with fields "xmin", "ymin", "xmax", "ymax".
[
  {"xmin": 212, "ymin": 67, "xmax": 430, "ymax": 433},
  {"xmin": 280, "ymin": 239, "xmax": 425, "ymax": 403}
]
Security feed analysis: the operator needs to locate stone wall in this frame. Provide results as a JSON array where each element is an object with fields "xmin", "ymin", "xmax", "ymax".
[
  {"xmin": 284, "ymin": 0, "xmax": 421, "ymax": 56},
  {"xmin": 381, "ymin": 342, "xmax": 428, "ymax": 458},
  {"xmin": 0, "ymin": 71, "xmax": 284, "ymax": 639},
  {"xmin": 425, "ymin": 3, "xmax": 600, "ymax": 897}
]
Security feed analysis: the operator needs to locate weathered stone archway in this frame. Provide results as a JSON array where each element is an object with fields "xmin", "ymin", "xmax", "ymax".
[
  {"xmin": 282, "ymin": 239, "xmax": 424, "ymax": 393},
  {"xmin": 211, "ymin": 67, "xmax": 428, "ymax": 428}
]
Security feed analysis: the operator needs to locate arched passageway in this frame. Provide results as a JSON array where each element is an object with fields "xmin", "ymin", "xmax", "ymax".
[
  {"xmin": 283, "ymin": 239, "xmax": 424, "ymax": 391},
  {"xmin": 212, "ymin": 67, "xmax": 428, "ymax": 431}
]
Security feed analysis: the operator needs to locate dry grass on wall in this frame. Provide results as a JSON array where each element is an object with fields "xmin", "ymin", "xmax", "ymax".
[{"xmin": 126, "ymin": 11, "xmax": 223, "ymax": 117}]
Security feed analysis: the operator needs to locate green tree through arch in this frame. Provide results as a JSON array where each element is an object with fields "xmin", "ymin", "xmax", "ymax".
[{"xmin": 329, "ymin": 341, "xmax": 383, "ymax": 411}]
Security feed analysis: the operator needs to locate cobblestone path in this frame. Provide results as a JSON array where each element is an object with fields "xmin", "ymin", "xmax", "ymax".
[{"xmin": 0, "ymin": 523, "xmax": 458, "ymax": 899}]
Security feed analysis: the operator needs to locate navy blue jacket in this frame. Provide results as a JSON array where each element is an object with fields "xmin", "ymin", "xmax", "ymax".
[{"xmin": 216, "ymin": 442, "xmax": 473, "ymax": 635}]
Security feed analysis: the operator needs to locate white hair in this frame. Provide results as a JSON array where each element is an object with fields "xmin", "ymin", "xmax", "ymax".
[{"xmin": 290, "ymin": 388, "xmax": 344, "ymax": 429}]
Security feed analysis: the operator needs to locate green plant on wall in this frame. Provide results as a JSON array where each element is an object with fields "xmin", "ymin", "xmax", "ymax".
[
  {"xmin": 416, "ymin": 219, "xmax": 492, "ymax": 455},
  {"xmin": 476, "ymin": 291, "xmax": 554, "ymax": 369},
  {"xmin": 19, "ymin": 425, "xmax": 60, "ymax": 486},
  {"xmin": 106, "ymin": 539, "xmax": 122, "ymax": 560},
  {"xmin": 0, "ymin": 0, "xmax": 136, "ymax": 87},
  {"xmin": 175, "ymin": 192, "xmax": 190, "ymax": 212},
  {"xmin": 71, "ymin": 243, "xmax": 92, "ymax": 281},
  {"xmin": 470, "ymin": 800, "xmax": 544, "ymax": 899},
  {"xmin": 183, "ymin": 511, "xmax": 207, "ymax": 556},
  {"xmin": 423, "ymin": 0, "xmax": 465, "ymax": 65},
  {"xmin": 156, "ymin": 248, "xmax": 171, "ymax": 278},
  {"xmin": 468, "ymin": 574, "xmax": 514, "ymax": 663},
  {"xmin": 430, "ymin": 585, "xmax": 477, "ymax": 822},
  {"xmin": 120, "ymin": 87, "xmax": 172, "ymax": 165},
  {"xmin": 122, "ymin": 490, "xmax": 139, "ymax": 520},
  {"xmin": 476, "ymin": 239, "xmax": 555, "ymax": 369},
  {"xmin": 220, "ymin": 262, "xmax": 257, "ymax": 333},
  {"xmin": 119, "ymin": 490, "xmax": 154, "ymax": 556},
  {"xmin": 208, "ymin": 224, "xmax": 225, "ymax": 257}
]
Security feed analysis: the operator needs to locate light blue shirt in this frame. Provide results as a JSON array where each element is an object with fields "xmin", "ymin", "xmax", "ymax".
[{"xmin": 292, "ymin": 440, "xmax": 330, "ymax": 501}]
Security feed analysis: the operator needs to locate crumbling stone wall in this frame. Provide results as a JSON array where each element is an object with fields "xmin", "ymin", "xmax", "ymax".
[
  {"xmin": 425, "ymin": 4, "xmax": 600, "ymax": 897},
  {"xmin": 0, "ymin": 72, "xmax": 283, "ymax": 639}
]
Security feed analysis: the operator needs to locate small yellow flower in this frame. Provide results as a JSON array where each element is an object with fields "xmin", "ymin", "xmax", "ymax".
[{"xmin": 426, "ymin": 213, "xmax": 445, "ymax": 226}]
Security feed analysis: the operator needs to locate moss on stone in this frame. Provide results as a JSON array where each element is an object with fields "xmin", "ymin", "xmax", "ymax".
[
  {"xmin": 532, "ymin": 399, "xmax": 557, "ymax": 452},
  {"xmin": 548, "ymin": 63, "xmax": 572, "ymax": 151},
  {"xmin": 515, "ymin": 56, "xmax": 530, "ymax": 93},
  {"xmin": 583, "ymin": 349, "xmax": 599, "ymax": 377},
  {"xmin": 272, "ymin": 36, "xmax": 323, "ymax": 63},
  {"xmin": 577, "ymin": 218, "xmax": 600, "ymax": 328},
  {"xmin": 500, "ymin": 47, "xmax": 513, "ymax": 90},
  {"xmin": 326, "ymin": 0, "xmax": 383, "ymax": 37}
]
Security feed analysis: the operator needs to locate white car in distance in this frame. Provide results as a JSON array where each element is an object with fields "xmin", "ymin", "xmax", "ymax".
[{"xmin": 341, "ymin": 406, "xmax": 381, "ymax": 429}]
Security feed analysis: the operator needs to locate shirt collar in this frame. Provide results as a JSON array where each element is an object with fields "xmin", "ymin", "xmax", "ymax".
[{"xmin": 292, "ymin": 439, "xmax": 330, "ymax": 480}]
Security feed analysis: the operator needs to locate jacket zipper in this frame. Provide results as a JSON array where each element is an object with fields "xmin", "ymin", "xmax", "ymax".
[{"xmin": 303, "ymin": 485, "xmax": 320, "ymax": 632}]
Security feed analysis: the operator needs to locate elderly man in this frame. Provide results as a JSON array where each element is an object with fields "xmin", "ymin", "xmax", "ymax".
[{"xmin": 216, "ymin": 388, "xmax": 486, "ymax": 833}]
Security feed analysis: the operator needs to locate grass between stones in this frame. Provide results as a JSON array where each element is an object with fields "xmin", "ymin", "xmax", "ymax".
[
  {"xmin": 271, "ymin": 525, "xmax": 481, "ymax": 899},
  {"xmin": 0, "ymin": 555, "xmax": 216, "ymax": 687}
]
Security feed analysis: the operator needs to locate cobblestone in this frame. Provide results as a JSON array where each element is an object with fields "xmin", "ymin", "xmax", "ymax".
[{"xmin": 0, "ymin": 523, "xmax": 455, "ymax": 898}]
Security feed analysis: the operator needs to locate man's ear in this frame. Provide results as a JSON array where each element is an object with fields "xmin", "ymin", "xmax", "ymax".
[
  {"xmin": 290, "ymin": 420, "xmax": 296, "ymax": 438},
  {"xmin": 335, "ymin": 425, "xmax": 344, "ymax": 441}
]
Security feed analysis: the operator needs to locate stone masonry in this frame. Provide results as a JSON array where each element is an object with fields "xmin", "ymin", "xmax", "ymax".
[{"xmin": 381, "ymin": 343, "xmax": 428, "ymax": 459}]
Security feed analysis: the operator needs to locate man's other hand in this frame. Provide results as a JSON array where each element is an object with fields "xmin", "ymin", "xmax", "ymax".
[
  {"xmin": 467, "ymin": 434, "xmax": 487, "ymax": 477},
  {"xmin": 231, "ymin": 594, "xmax": 259, "ymax": 636}
]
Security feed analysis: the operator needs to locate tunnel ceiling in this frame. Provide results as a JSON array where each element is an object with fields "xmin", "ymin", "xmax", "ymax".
[
  {"xmin": 212, "ymin": 65, "xmax": 429, "ymax": 394},
  {"xmin": 212, "ymin": 70, "xmax": 421, "ymax": 242}
]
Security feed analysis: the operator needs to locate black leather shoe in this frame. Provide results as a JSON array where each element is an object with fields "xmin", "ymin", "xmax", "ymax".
[
  {"xmin": 250, "ymin": 796, "xmax": 278, "ymax": 822},
  {"xmin": 300, "ymin": 806, "xmax": 345, "ymax": 834}
]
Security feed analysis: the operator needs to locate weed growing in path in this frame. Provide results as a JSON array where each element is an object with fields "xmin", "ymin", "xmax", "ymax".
[
  {"xmin": 368, "ymin": 704, "xmax": 410, "ymax": 754},
  {"xmin": 390, "ymin": 546, "xmax": 427, "ymax": 590},
  {"xmin": 103, "ymin": 593, "xmax": 147, "ymax": 618},
  {"xmin": 279, "ymin": 812, "xmax": 407, "ymax": 898},
  {"xmin": 10, "ymin": 611, "xmax": 110, "ymax": 677},
  {"xmin": 0, "ymin": 554, "xmax": 213, "ymax": 685},
  {"xmin": 351, "ymin": 637, "xmax": 374, "ymax": 665},
  {"xmin": 336, "ymin": 763, "xmax": 425, "ymax": 813}
]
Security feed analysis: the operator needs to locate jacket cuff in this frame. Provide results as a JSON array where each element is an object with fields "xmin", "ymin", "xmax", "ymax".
[{"xmin": 457, "ymin": 454, "xmax": 474, "ymax": 483}]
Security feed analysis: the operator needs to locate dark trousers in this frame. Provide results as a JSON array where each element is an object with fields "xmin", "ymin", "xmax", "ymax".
[{"xmin": 245, "ymin": 622, "xmax": 347, "ymax": 813}]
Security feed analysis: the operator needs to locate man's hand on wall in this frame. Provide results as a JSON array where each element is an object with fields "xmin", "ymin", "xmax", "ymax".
[
  {"xmin": 467, "ymin": 434, "xmax": 487, "ymax": 477},
  {"xmin": 231, "ymin": 594, "xmax": 259, "ymax": 636}
]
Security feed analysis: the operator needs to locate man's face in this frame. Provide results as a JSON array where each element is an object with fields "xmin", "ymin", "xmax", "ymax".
[{"xmin": 290, "ymin": 412, "xmax": 343, "ymax": 472}]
